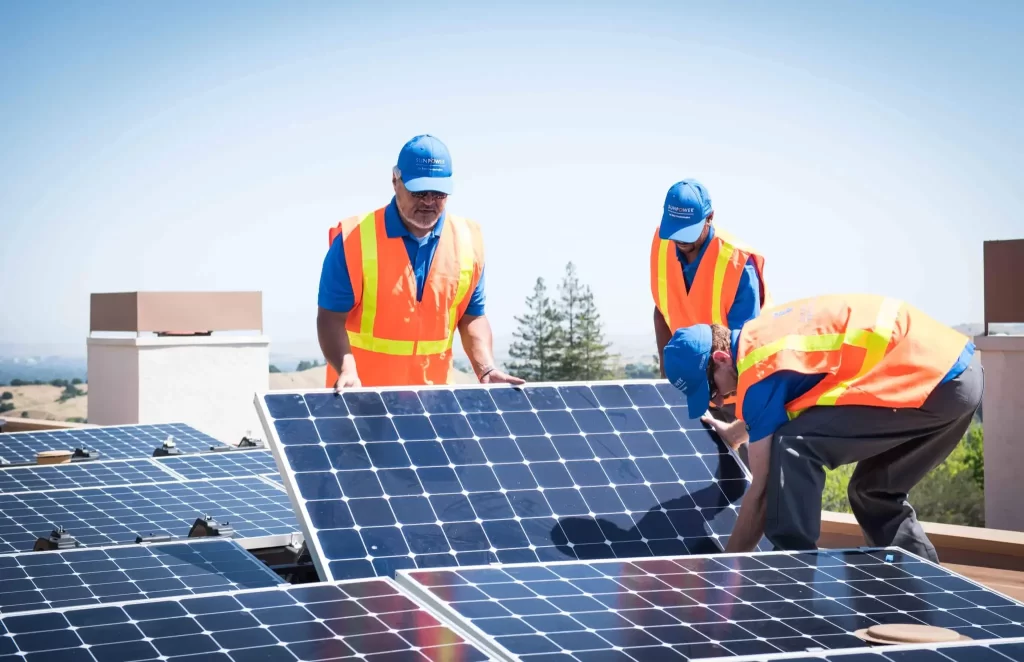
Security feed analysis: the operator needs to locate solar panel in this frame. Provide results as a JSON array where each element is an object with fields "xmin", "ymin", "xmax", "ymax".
[
  {"xmin": 155, "ymin": 449, "xmax": 280, "ymax": 481},
  {"xmin": 397, "ymin": 548, "xmax": 1024, "ymax": 661},
  {"xmin": 257, "ymin": 381, "xmax": 759, "ymax": 583},
  {"xmin": 0, "ymin": 576, "xmax": 490, "ymax": 661},
  {"xmin": 0, "ymin": 422, "xmax": 227, "ymax": 464},
  {"xmin": 733, "ymin": 637, "xmax": 1024, "ymax": 661},
  {"xmin": 0, "ymin": 538, "xmax": 284, "ymax": 614},
  {"xmin": 0, "ymin": 476, "xmax": 298, "ymax": 553},
  {"xmin": 0, "ymin": 450, "xmax": 281, "ymax": 495},
  {"xmin": 0, "ymin": 458, "xmax": 178, "ymax": 493}
]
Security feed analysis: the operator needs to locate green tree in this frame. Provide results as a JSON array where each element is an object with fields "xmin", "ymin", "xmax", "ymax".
[
  {"xmin": 269, "ymin": 365, "xmax": 282, "ymax": 373},
  {"xmin": 0, "ymin": 392, "xmax": 12, "ymax": 401},
  {"xmin": 71, "ymin": 378, "xmax": 83, "ymax": 385},
  {"xmin": 573, "ymin": 284, "xmax": 613, "ymax": 380},
  {"xmin": 552, "ymin": 263, "xmax": 612, "ymax": 381},
  {"xmin": 506, "ymin": 278, "xmax": 564, "ymax": 382},
  {"xmin": 553, "ymin": 263, "xmax": 584, "ymax": 381},
  {"xmin": 0, "ymin": 402, "xmax": 14, "ymax": 413},
  {"xmin": 624, "ymin": 357, "xmax": 660, "ymax": 379}
]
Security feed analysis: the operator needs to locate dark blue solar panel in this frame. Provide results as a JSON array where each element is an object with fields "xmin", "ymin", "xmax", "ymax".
[
  {"xmin": 155, "ymin": 449, "xmax": 279, "ymax": 481},
  {"xmin": 0, "ymin": 422, "xmax": 227, "ymax": 465},
  {"xmin": 759, "ymin": 638, "xmax": 1024, "ymax": 662},
  {"xmin": 0, "ymin": 577, "xmax": 490, "ymax": 661},
  {"xmin": 0, "ymin": 458, "xmax": 176, "ymax": 493},
  {"xmin": 259, "ymin": 381, "xmax": 760, "ymax": 583},
  {"xmin": 0, "ymin": 539, "xmax": 284, "ymax": 614},
  {"xmin": 0, "ymin": 477, "xmax": 297, "ymax": 553},
  {"xmin": 401, "ymin": 549, "xmax": 1024, "ymax": 661}
]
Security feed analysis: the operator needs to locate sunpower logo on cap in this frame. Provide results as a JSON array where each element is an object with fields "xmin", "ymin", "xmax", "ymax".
[
  {"xmin": 668, "ymin": 205, "xmax": 695, "ymax": 219},
  {"xmin": 416, "ymin": 157, "xmax": 447, "ymax": 173}
]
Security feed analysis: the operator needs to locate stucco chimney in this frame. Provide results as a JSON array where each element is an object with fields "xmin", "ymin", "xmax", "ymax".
[{"xmin": 86, "ymin": 291, "xmax": 269, "ymax": 445}]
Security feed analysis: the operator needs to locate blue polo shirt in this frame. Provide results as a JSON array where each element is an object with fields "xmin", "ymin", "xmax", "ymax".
[
  {"xmin": 676, "ymin": 225, "xmax": 762, "ymax": 328},
  {"xmin": 734, "ymin": 328, "xmax": 976, "ymax": 442},
  {"xmin": 318, "ymin": 197, "xmax": 486, "ymax": 316}
]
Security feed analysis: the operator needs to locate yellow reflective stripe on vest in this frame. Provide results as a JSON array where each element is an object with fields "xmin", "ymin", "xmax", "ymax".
[
  {"xmin": 444, "ymin": 216, "xmax": 476, "ymax": 349},
  {"xmin": 352, "ymin": 214, "xmax": 474, "ymax": 357},
  {"xmin": 358, "ymin": 211, "xmax": 378, "ymax": 338},
  {"xmin": 736, "ymin": 297, "xmax": 904, "ymax": 406},
  {"xmin": 710, "ymin": 241, "xmax": 736, "ymax": 326},
  {"xmin": 349, "ymin": 333, "xmax": 415, "ymax": 355},
  {"xmin": 815, "ymin": 297, "xmax": 902, "ymax": 406},
  {"xmin": 656, "ymin": 240, "xmax": 671, "ymax": 328}
]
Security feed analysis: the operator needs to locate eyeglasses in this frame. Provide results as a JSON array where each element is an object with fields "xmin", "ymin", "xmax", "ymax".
[{"xmin": 409, "ymin": 190, "xmax": 448, "ymax": 200}]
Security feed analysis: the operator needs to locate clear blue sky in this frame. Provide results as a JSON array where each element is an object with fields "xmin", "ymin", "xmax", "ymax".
[{"xmin": 1, "ymin": 1, "xmax": 1021, "ymax": 348}]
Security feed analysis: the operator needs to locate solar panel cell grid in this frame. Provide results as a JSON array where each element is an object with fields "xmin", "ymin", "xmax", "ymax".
[
  {"xmin": 0, "ymin": 577, "xmax": 490, "ymax": 661},
  {"xmin": 750, "ymin": 637, "xmax": 1024, "ymax": 661},
  {"xmin": 398, "ymin": 549, "xmax": 1024, "ymax": 662},
  {"xmin": 0, "ymin": 450, "xmax": 281, "ymax": 495},
  {"xmin": 0, "ymin": 458, "xmax": 177, "ymax": 494},
  {"xmin": 0, "ymin": 422, "xmax": 226, "ymax": 465},
  {"xmin": 155, "ymin": 449, "xmax": 280, "ymax": 481},
  {"xmin": 0, "ymin": 477, "xmax": 297, "ymax": 553},
  {"xmin": 0, "ymin": 539, "xmax": 284, "ymax": 614},
  {"xmin": 258, "ymin": 382, "xmax": 761, "ymax": 583}
]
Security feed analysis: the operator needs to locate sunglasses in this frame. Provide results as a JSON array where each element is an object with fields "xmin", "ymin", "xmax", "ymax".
[{"xmin": 409, "ymin": 190, "xmax": 448, "ymax": 200}]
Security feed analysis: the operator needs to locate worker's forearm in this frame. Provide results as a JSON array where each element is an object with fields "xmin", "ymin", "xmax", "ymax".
[
  {"xmin": 316, "ymin": 309, "xmax": 353, "ymax": 374},
  {"xmin": 458, "ymin": 315, "xmax": 496, "ymax": 377},
  {"xmin": 725, "ymin": 486, "xmax": 766, "ymax": 553},
  {"xmin": 653, "ymin": 307, "xmax": 672, "ymax": 377}
]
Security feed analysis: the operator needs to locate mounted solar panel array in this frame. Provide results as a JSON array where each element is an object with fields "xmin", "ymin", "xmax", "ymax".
[
  {"xmin": 257, "ymin": 381, "xmax": 766, "ymax": 583},
  {"xmin": 0, "ymin": 449, "xmax": 280, "ymax": 494},
  {"xmin": 727, "ymin": 638, "xmax": 1024, "ymax": 662},
  {"xmin": 0, "ymin": 576, "xmax": 490, "ymax": 661},
  {"xmin": 397, "ymin": 548, "xmax": 1024, "ymax": 661},
  {"xmin": 0, "ymin": 476, "xmax": 298, "ymax": 554},
  {"xmin": 0, "ymin": 538, "xmax": 285, "ymax": 614},
  {"xmin": 0, "ymin": 422, "xmax": 229, "ymax": 465}
]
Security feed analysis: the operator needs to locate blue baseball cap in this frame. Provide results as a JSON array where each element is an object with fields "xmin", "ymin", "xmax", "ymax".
[
  {"xmin": 659, "ymin": 179, "xmax": 713, "ymax": 243},
  {"xmin": 395, "ymin": 134, "xmax": 453, "ymax": 194},
  {"xmin": 663, "ymin": 324, "xmax": 713, "ymax": 419}
]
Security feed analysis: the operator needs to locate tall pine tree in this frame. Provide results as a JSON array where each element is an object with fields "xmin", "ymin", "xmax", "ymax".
[
  {"xmin": 554, "ymin": 262, "xmax": 584, "ymax": 381},
  {"xmin": 555, "ymin": 262, "xmax": 612, "ymax": 381},
  {"xmin": 506, "ymin": 278, "xmax": 564, "ymax": 382},
  {"xmin": 574, "ymin": 283, "xmax": 613, "ymax": 380}
]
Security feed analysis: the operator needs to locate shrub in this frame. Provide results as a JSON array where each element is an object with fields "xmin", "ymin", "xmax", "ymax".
[
  {"xmin": 822, "ymin": 421, "xmax": 985, "ymax": 527},
  {"xmin": 0, "ymin": 402, "xmax": 14, "ymax": 414},
  {"xmin": 0, "ymin": 392, "xmax": 12, "ymax": 400}
]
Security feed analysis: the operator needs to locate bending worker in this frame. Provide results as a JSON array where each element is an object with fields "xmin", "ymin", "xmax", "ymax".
[
  {"xmin": 317, "ymin": 134, "xmax": 523, "ymax": 389},
  {"xmin": 651, "ymin": 179, "xmax": 769, "ymax": 416},
  {"xmin": 663, "ymin": 293, "xmax": 982, "ymax": 563}
]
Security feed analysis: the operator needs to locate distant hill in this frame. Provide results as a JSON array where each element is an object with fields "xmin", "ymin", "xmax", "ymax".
[{"xmin": 0, "ymin": 366, "xmax": 479, "ymax": 423}]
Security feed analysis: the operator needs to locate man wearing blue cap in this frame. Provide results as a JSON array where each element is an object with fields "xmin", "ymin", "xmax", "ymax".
[
  {"xmin": 650, "ymin": 179, "xmax": 770, "ymax": 418},
  {"xmin": 317, "ymin": 134, "xmax": 523, "ymax": 389},
  {"xmin": 662, "ymin": 294, "xmax": 982, "ymax": 562}
]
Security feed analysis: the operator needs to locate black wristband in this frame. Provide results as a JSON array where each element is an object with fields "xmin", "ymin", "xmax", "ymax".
[{"xmin": 479, "ymin": 366, "xmax": 496, "ymax": 380}]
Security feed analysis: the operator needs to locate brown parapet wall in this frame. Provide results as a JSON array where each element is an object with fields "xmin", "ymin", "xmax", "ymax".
[
  {"xmin": 89, "ymin": 291, "xmax": 263, "ymax": 334},
  {"xmin": 820, "ymin": 511, "xmax": 1024, "ymax": 571}
]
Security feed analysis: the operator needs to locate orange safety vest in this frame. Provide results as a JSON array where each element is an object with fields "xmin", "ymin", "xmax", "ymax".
[
  {"xmin": 323, "ymin": 207, "xmax": 484, "ymax": 388},
  {"xmin": 650, "ymin": 225, "xmax": 771, "ymax": 331},
  {"xmin": 651, "ymin": 226, "xmax": 770, "ymax": 408},
  {"xmin": 735, "ymin": 294, "xmax": 969, "ymax": 421}
]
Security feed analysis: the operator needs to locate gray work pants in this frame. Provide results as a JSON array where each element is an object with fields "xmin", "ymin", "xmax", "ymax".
[{"xmin": 764, "ymin": 354, "xmax": 984, "ymax": 562}]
